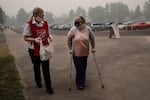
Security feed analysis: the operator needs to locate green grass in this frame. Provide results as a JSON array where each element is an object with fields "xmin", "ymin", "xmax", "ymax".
[
  {"xmin": 0, "ymin": 31, "xmax": 26, "ymax": 100},
  {"xmin": 0, "ymin": 55, "xmax": 25, "ymax": 100}
]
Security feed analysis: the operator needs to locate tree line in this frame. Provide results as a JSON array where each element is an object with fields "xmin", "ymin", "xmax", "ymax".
[{"xmin": 1, "ymin": 0, "xmax": 150, "ymax": 26}]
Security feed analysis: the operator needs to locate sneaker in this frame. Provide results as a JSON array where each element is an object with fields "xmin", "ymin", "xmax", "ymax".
[{"xmin": 47, "ymin": 88, "xmax": 54, "ymax": 94}]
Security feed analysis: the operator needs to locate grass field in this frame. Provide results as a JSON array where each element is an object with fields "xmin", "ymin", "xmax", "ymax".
[{"xmin": 0, "ymin": 31, "xmax": 26, "ymax": 100}]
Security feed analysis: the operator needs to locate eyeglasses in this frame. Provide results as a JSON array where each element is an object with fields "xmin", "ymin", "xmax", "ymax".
[
  {"xmin": 74, "ymin": 21, "xmax": 82, "ymax": 27},
  {"xmin": 38, "ymin": 14, "xmax": 44, "ymax": 18}
]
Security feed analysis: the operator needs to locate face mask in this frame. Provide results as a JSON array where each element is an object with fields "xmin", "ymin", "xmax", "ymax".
[
  {"xmin": 74, "ymin": 21, "xmax": 81, "ymax": 27},
  {"xmin": 36, "ymin": 16, "xmax": 43, "ymax": 23}
]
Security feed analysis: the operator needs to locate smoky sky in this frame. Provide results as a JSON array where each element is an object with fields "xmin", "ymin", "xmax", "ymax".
[{"xmin": 0, "ymin": 0, "xmax": 146, "ymax": 17}]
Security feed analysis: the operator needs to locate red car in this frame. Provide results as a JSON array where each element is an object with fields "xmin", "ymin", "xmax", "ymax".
[{"xmin": 127, "ymin": 22, "xmax": 150, "ymax": 30}]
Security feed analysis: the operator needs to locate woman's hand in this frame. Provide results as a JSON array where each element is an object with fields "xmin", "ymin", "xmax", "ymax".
[
  {"xmin": 91, "ymin": 48, "xmax": 96, "ymax": 53},
  {"xmin": 34, "ymin": 37, "xmax": 42, "ymax": 44},
  {"xmin": 69, "ymin": 50, "xmax": 73, "ymax": 54}
]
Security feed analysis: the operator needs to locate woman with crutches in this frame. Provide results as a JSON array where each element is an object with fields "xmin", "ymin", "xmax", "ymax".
[{"xmin": 67, "ymin": 16, "xmax": 96, "ymax": 90}]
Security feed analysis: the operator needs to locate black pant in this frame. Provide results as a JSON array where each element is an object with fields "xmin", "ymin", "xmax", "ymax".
[
  {"xmin": 109, "ymin": 27, "xmax": 114, "ymax": 38},
  {"xmin": 73, "ymin": 56, "xmax": 88, "ymax": 87},
  {"xmin": 28, "ymin": 48, "xmax": 52, "ymax": 89}
]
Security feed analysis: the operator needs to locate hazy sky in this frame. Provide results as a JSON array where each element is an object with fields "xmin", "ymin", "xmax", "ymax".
[{"xmin": 0, "ymin": 0, "xmax": 147, "ymax": 17}]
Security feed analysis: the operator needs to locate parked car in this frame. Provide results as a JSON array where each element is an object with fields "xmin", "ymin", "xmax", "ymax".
[
  {"xmin": 90, "ymin": 23, "xmax": 106, "ymax": 31},
  {"xmin": 117, "ymin": 21, "xmax": 135, "ymax": 30},
  {"xmin": 104, "ymin": 22, "xmax": 113, "ymax": 31},
  {"xmin": 127, "ymin": 22, "xmax": 150, "ymax": 30}
]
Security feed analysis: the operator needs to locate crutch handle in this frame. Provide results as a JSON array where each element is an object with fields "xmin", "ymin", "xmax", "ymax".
[{"xmin": 91, "ymin": 48, "xmax": 96, "ymax": 53}]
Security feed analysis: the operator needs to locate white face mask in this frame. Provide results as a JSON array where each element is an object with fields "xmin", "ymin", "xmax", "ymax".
[{"xmin": 35, "ymin": 16, "xmax": 43, "ymax": 23}]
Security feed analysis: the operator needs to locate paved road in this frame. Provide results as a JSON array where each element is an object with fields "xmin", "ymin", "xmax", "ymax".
[{"xmin": 4, "ymin": 29, "xmax": 150, "ymax": 100}]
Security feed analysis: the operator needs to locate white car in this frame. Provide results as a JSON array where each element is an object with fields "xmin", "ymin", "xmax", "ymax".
[{"xmin": 118, "ymin": 21, "xmax": 134, "ymax": 30}]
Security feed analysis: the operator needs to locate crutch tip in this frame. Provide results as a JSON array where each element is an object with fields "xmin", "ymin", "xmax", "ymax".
[
  {"xmin": 102, "ymin": 85, "xmax": 104, "ymax": 88},
  {"xmin": 69, "ymin": 88, "xmax": 71, "ymax": 91}
]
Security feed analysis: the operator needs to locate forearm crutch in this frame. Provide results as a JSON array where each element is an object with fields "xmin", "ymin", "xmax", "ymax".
[
  {"xmin": 69, "ymin": 54, "xmax": 73, "ymax": 92},
  {"xmin": 92, "ymin": 53, "xmax": 104, "ymax": 88}
]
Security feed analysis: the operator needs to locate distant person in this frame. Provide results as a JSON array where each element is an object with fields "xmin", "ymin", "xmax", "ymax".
[
  {"xmin": 108, "ymin": 23, "xmax": 120, "ymax": 39},
  {"xmin": 67, "ymin": 16, "xmax": 96, "ymax": 90},
  {"xmin": 108, "ymin": 23, "xmax": 114, "ymax": 39},
  {"xmin": 23, "ymin": 7, "xmax": 54, "ymax": 94}
]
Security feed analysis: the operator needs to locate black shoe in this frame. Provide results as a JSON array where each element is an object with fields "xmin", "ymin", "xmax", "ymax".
[
  {"xmin": 77, "ymin": 85, "xmax": 84, "ymax": 90},
  {"xmin": 37, "ymin": 84, "xmax": 42, "ymax": 88},
  {"xmin": 47, "ymin": 88, "xmax": 54, "ymax": 94}
]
